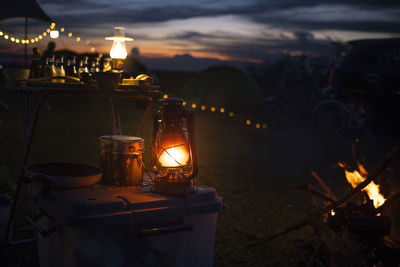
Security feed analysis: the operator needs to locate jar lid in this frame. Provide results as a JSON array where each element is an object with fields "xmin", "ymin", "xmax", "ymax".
[{"xmin": 106, "ymin": 135, "xmax": 145, "ymax": 154}]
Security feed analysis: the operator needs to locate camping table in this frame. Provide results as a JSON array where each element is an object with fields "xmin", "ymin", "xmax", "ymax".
[{"xmin": 4, "ymin": 83, "xmax": 162, "ymax": 244}]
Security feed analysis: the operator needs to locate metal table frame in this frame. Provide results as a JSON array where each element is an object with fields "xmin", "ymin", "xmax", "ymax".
[{"xmin": 4, "ymin": 84, "xmax": 161, "ymax": 244}]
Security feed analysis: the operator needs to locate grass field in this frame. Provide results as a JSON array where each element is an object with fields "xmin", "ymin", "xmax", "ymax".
[{"xmin": 1, "ymin": 87, "xmax": 399, "ymax": 266}]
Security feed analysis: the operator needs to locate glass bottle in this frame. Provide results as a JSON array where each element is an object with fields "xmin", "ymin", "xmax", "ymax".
[
  {"xmin": 78, "ymin": 56, "xmax": 89, "ymax": 74},
  {"xmin": 43, "ymin": 57, "xmax": 55, "ymax": 78},
  {"xmin": 102, "ymin": 57, "xmax": 112, "ymax": 72},
  {"xmin": 54, "ymin": 56, "xmax": 65, "ymax": 83},
  {"xmin": 29, "ymin": 47, "xmax": 41, "ymax": 79},
  {"xmin": 67, "ymin": 56, "xmax": 78, "ymax": 77},
  {"xmin": 90, "ymin": 57, "xmax": 100, "ymax": 74}
]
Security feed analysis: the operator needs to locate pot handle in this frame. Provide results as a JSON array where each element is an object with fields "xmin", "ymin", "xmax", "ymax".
[
  {"xmin": 138, "ymin": 223, "xmax": 193, "ymax": 237},
  {"xmin": 25, "ymin": 211, "xmax": 59, "ymax": 237}
]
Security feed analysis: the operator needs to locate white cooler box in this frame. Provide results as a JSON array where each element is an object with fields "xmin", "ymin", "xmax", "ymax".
[{"xmin": 31, "ymin": 185, "xmax": 223, "ymax": 267}]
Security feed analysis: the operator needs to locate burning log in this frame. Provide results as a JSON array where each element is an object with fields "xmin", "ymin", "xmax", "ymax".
[{"xmin": 244, "ymin": 147, "xmax": 400, "ymax": 254}]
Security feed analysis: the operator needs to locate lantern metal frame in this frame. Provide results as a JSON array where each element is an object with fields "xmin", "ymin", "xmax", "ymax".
[{"xmin": 151, "ymin": 98, "xmax": 198, "ymax": 195}]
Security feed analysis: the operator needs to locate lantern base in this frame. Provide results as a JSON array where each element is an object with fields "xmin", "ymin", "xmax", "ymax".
[{"xmin": 153, "ymin": 178, "xmax": 196, "ymax": 196}]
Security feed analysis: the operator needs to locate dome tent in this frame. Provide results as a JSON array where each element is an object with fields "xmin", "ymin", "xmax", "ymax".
[{"xmin": 180, "ymin": 65, "xmax": 264, "ymax": 113}]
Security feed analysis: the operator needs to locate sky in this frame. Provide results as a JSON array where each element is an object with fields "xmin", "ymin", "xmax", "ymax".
[{"xmin": 0, "ymin": 0, "xmax": 399, "ymax": 70}]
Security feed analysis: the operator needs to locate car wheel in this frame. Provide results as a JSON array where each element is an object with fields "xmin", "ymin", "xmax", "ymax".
[
  {"xmin": 343, "ymin": 96, "xmax": 370, "ymax": 131},
  {"xmin": 313, "ymin": 99, "xmax": 349, "ymax": 132}
]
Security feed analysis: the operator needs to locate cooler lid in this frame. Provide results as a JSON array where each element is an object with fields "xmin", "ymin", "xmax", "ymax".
[{"xmin": 35, "ymin": 186, "xmax": 222, "ymax": 228}]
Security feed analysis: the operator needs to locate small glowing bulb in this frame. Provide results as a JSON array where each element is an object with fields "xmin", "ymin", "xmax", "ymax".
[
  {"xmin": 68, "ymin": 32, "xmax": 72, "ymax": 37},
  {"xmin": 21, "ymin": 40, "xmax": 25, "ymax": 44},
  {"xmin": 262, "ymin": 124, "xmax": 267, "ymax": 129},
  {"xmin": 50, "ymin": 30, "xmax": 59, "ymax": 39},
  {"xmin": 39, "ymin": 35, "xmax": 43, "ymax": 39},
  {"xmin": 191, "ymin": 103, "xmax": 197, "ymax": 109},
  {"xmin": 61, "ymin": 28, "xmax": 65, "ymax": 32},
  {"xmin": 246, "ymin": 120, "xmax": 251, "ymax": 125},
  {"xmin": 229, "ymin": 112, "xmax": 234, "ymax": 117},
  {"xmin": 76, "ymin": 37, "xmax": 80, "ymax": 42},
  {"xmin": 15, "ymin": 39, "xmax": 20, "ymax": 43},
  {"xmin": 220, "ymin": 108, "xmax": 225, "ymax": 113},
  {"xmin": 163, "ymin": 94, "xmax": 168, "ymax": 99},
  {"xmin": 0, "ymin": 32, "xmax": 3, "ymax": 36},
  {"xmin": 330, "ymin": 210, "xmax": 335, "ymax": 216},
  {"xmin": 25, "ymin": 40, "xmax": 29, "ymax": 44},
  {"xmin": 182, "ymin": 101, "xmax": 187, "ymax": 106},
  {"xmin": 35, "ymin": 37, "xmax": 39, "ymax": 42},
  {"xmin": 201, "ymin": 105, "xmax": 206, "ymax": 111},
  {"xmin": 90, "ymin": 47, "xmax": 95, "ymax": 52},
  {"xmin": 210, "ymin": 106, "xmax": 216, "ymax": 112},
  {"xmin": 43, "ymin": 32, "xmax": 47, "ymax": 37},
  {"xmin": 31, "ymin": 39, "xmax": 35, "ymax": 43},
  {"xmin": 46, "ymin": 29, "xmax": 51, "ymax": 33},
  {"xmin": 256, "ymin": 123, "xmax": 260, "ymax": 129},
  {"xmin": 50, "ymin": 22, "xmax": 56, "ymax": 29},
  {"xmin": 4, "ymin": 35, "xmax": 9, "ymax": 39},
  {"xmin": 11, "ymin": 37, "xmax": 15, "ymax": 42}
]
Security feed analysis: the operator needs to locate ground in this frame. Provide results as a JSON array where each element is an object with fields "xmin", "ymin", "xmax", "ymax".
[{"xmin": 0, "ymin": 89, "xmax": 399, "ymax": 266}]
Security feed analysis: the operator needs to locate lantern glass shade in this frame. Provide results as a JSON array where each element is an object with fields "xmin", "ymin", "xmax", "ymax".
[
  {"xmin": 109, "ymin": 38, "xmax": 128, "ymax": 59},
  {"xmin": 153, "ymin": 128, "xmax": 192, "ymax": 176},
  {"xmin": 105, "ymin": 27, "xmax": 133, "ymax": 60}
]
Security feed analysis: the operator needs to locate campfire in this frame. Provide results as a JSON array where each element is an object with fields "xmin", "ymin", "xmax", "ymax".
[
  {"xmin": 237, "ymin": 147, "xmax": 400, "ymax": 267},
  {"xmin": 339, "ymin": 162, "xmax": 386, "ymax": 209}
]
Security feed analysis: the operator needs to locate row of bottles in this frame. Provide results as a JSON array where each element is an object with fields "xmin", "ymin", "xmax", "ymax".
[{"xmin": 29, "ymin": 47, "xmax": 113, "ymax": 82}]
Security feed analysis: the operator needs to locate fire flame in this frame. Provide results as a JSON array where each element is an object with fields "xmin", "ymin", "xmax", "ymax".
[{"xmin": 339, "ymin": 162, "xmax": 386, "ymax": 208}]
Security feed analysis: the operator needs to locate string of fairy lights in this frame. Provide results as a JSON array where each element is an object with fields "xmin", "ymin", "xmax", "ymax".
[
  {"xmin": 162, "ymin": 94, "xmax": 268, "ymax": 130},
  {"xmin": 0, "ymin": 22, "xmax": 96, "ymax": 51},
  {"xmin": 2, "ymin": 22, "xmax": 264, "ymax": 130}
]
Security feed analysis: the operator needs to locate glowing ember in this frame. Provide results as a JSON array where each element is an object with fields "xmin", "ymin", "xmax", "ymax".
[{"xmin": 339, "ymin": 162, "xmax": 386, "ymax": 208}]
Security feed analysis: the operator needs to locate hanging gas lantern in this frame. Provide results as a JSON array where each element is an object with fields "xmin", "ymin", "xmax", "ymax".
[{"xmin": 152, "ymin": 98, "xmax": 198, "ymax": 194}]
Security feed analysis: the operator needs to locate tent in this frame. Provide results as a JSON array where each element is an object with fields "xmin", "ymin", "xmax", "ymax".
[
  {"xmin": 0, "ymin": 0, "xmax": 52, "ymax": 66},
  {"xmin": 180, "ymin": 65, "xmax": 264, "ymax": 113}
]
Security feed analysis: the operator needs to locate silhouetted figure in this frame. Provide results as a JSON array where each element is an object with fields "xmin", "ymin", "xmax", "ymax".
[{"xmin": 41, "ymin": 42, "xmax": 56, "ymax": 66}]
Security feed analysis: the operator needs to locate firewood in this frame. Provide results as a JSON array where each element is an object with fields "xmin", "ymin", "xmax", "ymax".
[
  {"xmin": 246, "ymin": 147, "xmax": 400, "ymax": 249},
  {"xmin": 320, "ymin": 147, "xmax": 400, "ymax": 215},
  {"xmin": 310, "ymin": 170, "xmax": 338, "ymax": 201},
  {"xmin": 290, "ymin": 184, "xmax": 337, "ymax": 203}
]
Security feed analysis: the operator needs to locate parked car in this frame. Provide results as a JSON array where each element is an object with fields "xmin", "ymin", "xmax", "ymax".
[{"xmin": 324, "ymin": 38, "xmax": 400, "ymax": 131}]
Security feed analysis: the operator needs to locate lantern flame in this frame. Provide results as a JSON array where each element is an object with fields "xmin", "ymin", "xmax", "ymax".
[
  {"xmin": 159, "ymin": 145, "xmax": 190, "ymax": 168},
  {"xmin": 339, "ymin": 162, "xmax": 386, "ymax": 208}
]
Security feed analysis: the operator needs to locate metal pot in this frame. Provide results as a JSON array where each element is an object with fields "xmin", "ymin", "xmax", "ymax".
[{"xmin": 25, "ymin": 163, "xmax": 102, "ymax": 189}]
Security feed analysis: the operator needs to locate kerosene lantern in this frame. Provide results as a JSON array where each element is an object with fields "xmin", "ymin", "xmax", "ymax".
[
  {"xmin": 105, "ymin": 27, "xmax": 133, "ymax": 71},
  {"xmin": 152, "ymin": 98, "xmax": 198, "ymax": 194}
]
